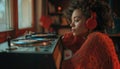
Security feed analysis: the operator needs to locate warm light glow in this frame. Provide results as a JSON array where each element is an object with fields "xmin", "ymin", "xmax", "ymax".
[
  {"xmin": 58, "ymin": 6, "xmax": 62, "ymax": 11},
  {"xmin": 43, "ymin": 42, "xmax": 47, "ymax": 46}
]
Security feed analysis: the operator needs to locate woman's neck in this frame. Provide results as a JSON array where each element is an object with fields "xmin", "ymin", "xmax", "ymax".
[{"xmin": 75, "ymin": 32, "xmax": 89, "ymax": 39}]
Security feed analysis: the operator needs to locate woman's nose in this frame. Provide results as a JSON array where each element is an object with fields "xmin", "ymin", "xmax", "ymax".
[{"xmin": 70, "ymin": 22, "xmax": 75, "ymax": 27}]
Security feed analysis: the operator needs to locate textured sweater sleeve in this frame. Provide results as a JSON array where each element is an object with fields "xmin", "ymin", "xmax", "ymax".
[
  {"xmin": 62, "ymin": 32, "xmax": 85, "ymax": 53},
  {"xmin": 71, "ymin": 32, "xmax": 120, "ymax": 69},
  {"xmin": 62, "ymin": 32, "xmax": 74, "ymax": 48}
]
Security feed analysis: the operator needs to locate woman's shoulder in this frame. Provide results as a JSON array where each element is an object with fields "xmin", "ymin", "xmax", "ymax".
[
  {"xmin": 88, "ymin": 32, "xmax": 111, "ymax": 42},
  {"xmin": 88, "ymin": 32, "xmax": 108, "ymax": 38}
]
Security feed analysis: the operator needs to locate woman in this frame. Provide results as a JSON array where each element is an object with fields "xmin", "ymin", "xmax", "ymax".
[{"xmin": 61, "ymin": 0, "xmax": 120, "ymax": 69}]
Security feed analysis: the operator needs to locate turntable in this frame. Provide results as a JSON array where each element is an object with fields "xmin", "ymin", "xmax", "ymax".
[{"xmin": 0, "ymin": 34, "xmax": 63, "ymax": 69}]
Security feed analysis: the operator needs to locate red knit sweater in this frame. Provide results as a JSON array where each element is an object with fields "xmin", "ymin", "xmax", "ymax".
[
  {"xmin": 62, "ymin": 32, "xmax": 120, "ymax": 69},
  {"xmin": 62, "ymin": 32, "xmax": 85, "ymax": 54}
]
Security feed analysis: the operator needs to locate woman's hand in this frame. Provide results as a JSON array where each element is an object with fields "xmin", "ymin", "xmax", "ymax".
[{"xmin": 64, "ymin": 49, "xmax": 73, "ymax": 60}]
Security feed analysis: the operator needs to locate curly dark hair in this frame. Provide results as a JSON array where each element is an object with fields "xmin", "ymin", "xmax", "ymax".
[{"xmin": 64, "ymin": 0, "xmax": 113, "ymax": 32}]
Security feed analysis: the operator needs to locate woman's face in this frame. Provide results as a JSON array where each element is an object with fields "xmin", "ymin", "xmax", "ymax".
[{"xmin": 70, "ymin": 9, "xmax": 88, "ymax": 36}]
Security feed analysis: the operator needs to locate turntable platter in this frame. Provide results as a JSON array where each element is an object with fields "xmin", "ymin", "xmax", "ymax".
[{"xmin": 11, "ymin": 39, "xmax": 53, "ymax": 47}]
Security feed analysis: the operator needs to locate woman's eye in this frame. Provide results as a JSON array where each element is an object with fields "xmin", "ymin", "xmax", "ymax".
[
  {"xmin": 74, "ymin": 19, "xmax": 80, "ymax": 22},
  {"xmin": 73, "ymin": 16, "xmax": 82, "ymax": 23}
]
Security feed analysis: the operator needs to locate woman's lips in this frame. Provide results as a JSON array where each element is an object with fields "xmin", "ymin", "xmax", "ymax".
[{"xmin": 71, "ymin": 28, "xmax": 76, "ymax": 32}]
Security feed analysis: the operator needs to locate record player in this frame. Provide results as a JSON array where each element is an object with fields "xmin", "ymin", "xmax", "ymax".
[{"xmin": 0, "ymin": 34, "xmax": 63, "ymax": 69}]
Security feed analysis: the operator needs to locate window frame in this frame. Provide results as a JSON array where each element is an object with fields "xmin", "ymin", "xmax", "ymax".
[{"xmin": 0, "ymin": 0, "xmax": 35, "ymax": 43}]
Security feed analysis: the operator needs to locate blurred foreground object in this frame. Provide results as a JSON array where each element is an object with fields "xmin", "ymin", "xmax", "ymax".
[{"xmin": 40, "ymin": 16, "xmax": 53, "ymax": 32}]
